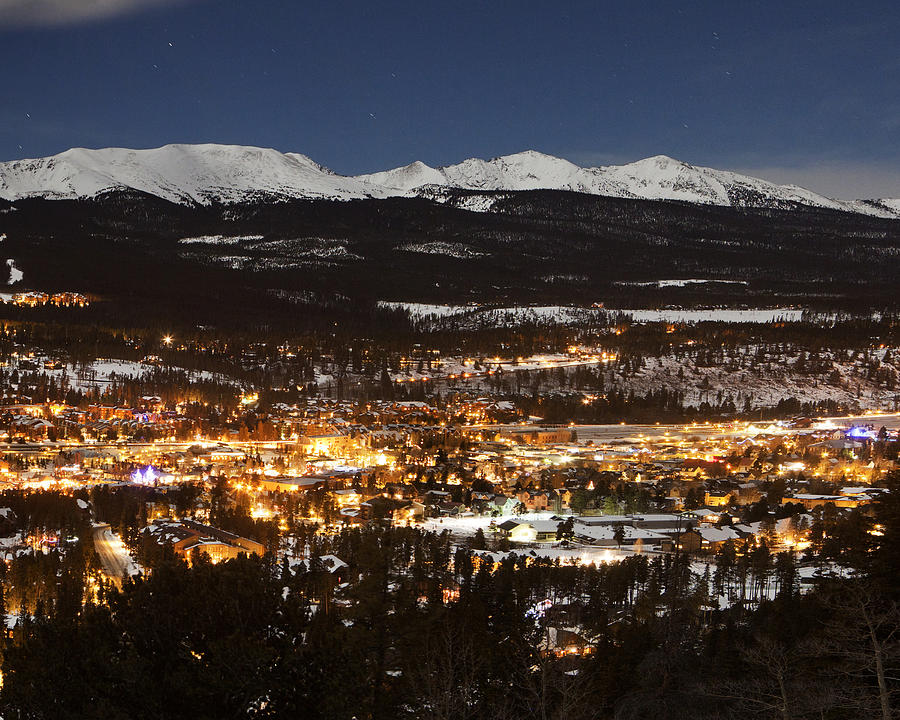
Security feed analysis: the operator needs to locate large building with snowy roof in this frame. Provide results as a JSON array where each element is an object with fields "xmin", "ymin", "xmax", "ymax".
[{"xmin": 143, "ymin": 519, "xmax": 264, "ymax": 564}]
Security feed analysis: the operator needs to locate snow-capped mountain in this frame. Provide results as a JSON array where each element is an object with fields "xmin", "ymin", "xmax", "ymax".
[
  {"xmin": 0, "ymin": 144, "xmax": 389, "ymax": 205},
  {"xmin": 359, "ymin": 151, "xmax": 900, "ymax": 218},
  {"xmin": 0, "ymin": 143, "xmax": 897, "ymax": 218}
]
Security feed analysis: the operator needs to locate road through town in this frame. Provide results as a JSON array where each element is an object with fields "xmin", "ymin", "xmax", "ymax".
[{"xmin": 92, "ymin": 524, "xmax": 132, "ymax": 587}]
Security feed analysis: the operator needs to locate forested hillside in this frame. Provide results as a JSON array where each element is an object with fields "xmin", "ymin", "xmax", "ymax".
[{"xmin": 0, "ymin": 190, "xmax": 897, "ymax": 334}]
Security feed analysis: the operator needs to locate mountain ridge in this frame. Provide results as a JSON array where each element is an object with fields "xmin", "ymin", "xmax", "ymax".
[
  {"xmin": 0, "ymin": 143, "xmax": 390, "ymax": 205},
  {"xmin": 359, "ymin": 151, "xmax": 899, "ymax": 217},
  {"xmin": 0, "ymin": 143, "xmax": 897, "ymax": 218}
]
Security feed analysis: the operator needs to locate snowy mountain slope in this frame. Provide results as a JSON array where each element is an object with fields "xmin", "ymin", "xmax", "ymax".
[
  {"xmin": 360, "ymin": 151, "xmax": 900, "ymax": 218},
  {"xmin": 847, "ymin": 198, "xmax": 900, "ymax": 217},
  {"xmin": 0, "ymin": 144, "xmax": 388, "ymax": 205},
  {"xmin": 357, "ymin": 150, "xmax": 620, "ymax": 195},
  {"xmin": 597, "ymin": 155, "xmax": 846, "ymax": 210},
  {"xmin": 0, "ymin": 143, "xmax": 897, "ymax": 218},
  {"xmin": 354, "ymin": 160, "xmax": 447, "ymax": 193}
]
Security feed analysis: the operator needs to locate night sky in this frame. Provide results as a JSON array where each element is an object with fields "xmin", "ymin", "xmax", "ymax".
[{"xmin": 1, "ymin": 0, "xmax": 898, "ymax": 198}]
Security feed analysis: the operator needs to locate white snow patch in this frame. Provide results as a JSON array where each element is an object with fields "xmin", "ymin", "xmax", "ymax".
[
  {"xmin": 379, "ymin": 301, "xmax": 473, "ymax": 318},
  {"xmin": 298, "ymin": 244, "xmax": 362, "ymax": 261},
  {"xmin": 398, "ymin": 241, "xmax": 487, "ymax": 258},
  {"xmin": 179, "ymin": 234, "xmax": 263, "ymax": 245},
  {"xmin": 378, "ymin": 302, "xmax": 803, "ymax": 326},
  {"xmin": 31, "ymin": 356, "xmax": 237, "ymax": 391},
  {"xmin": 6, "ymin": 258, "xmax": 22, "ymax": 285},
  {"xmin": 624, "ymin": 308, "xmax": 802, "ymax": 323},
  {"xmin": 615, "ymin": 279, "xmax": 749, "ymax": 288}
]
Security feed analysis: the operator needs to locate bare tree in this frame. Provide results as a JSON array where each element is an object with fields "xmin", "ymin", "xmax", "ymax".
[
  {"xmin": 817, "ymin": 579, "xmax": 900, "ymax": 720},
  {"xmin": 513, "ymin": 646, "xmax": 595, "ymax": 720},
  {"xmin": 705, "ymin": 634, "xmax": 838, "ymax": 720},
  {"xmin": 407, "ymin": 622, "xmax": 483, "ymax": 720}
]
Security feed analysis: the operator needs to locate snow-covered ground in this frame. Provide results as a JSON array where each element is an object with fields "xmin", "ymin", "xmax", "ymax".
[
  {"xmin": 181, "ymin": 237, "xmax": 364, "ymax": 270},
  {"xmin": 179, "ymin": 234, "xmax": 264, "ymax": 245},
  {"xmin": 379, "ymin": 303, "xmax": 605, "ymax": 326},
  {"xmin": 423, "ymin": 512, "xmax": 554, "ymax": 537},
  {"xmin": 422, "ymin": 514, "xmax": 848, "ymax": 611},
  {"xmin": 379, "ymin": 301, "xmax": 474, "ymax": 318},
  {"xmin": 397, "ymin": 241, "xmax": 488, "ymax": 258},
  {"xmin": 626, "ymin": 308, "xmax": 802, "ymax": 323},
  {"xmin": 313, "ymin": 341, "xmax": 899, "ymax": 413},
  {"xmin": 619, "ymin": 350, "xmax": 898, "ymax": 410},
  {"xmin": 378, "ymin": 302, "xmax": 807, "ymax": 326},
  {"xmin": 615, "ymin": 279, "xmax": 749, "ymax": 288},
  {"xmin": 422, "ymin": 513, "xmax": 630, "ymax": 564},
  {"xmin": 354, "ymin": 352, "xmax": 609, "ymax": 389},
  {"xmin": 14, "ymin": 356, "xmax": 235, "ymax": 391},
  {"xmin": 6, "ymin": 258, "xmax": 23, "ymax": 285},
  {"xmin": 297, "ymin": 243, "xmax": 362, "ymax": 261}
]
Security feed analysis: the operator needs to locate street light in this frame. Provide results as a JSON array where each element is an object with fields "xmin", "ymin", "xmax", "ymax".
[{"xmin": 162, "ymin": 335, "xmax": 173, "ymax": 346}]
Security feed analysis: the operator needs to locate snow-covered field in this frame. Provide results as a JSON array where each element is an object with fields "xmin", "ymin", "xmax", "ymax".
[
  {"xmin": 397, "ymin": 241, "xmax": 488, "ymax": 258},
  {"xmin": 296, "ymin": 244, "xmax": 362, "ymax": 261},
  {"xmin": 178, "ymin": 234, "xmax": 264, "ymax": 245},
  {"xmin": 615, "ymin": 279, "xmax": 749, "ymax": 288},
  {"xmin": 379, "ymin": 301, "xmax": 475, "ymax": 318},
  {"xmin": 626, "ymin": 308, "xmax": 802, "ymax": 323},
  {"xmin": 379, "ymin": 302, "xmax": 603, "ymax": 325},
  {"xmin": 15, "ymin": 357, "xmax": 235, "ymax": 391},
  {"xmin": 378, "ymin": 302, "xmax": 807, "ymax": 326}
]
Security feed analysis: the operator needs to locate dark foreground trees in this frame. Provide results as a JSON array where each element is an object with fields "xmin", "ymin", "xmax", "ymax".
[{"xmin": 0, "ymin": 512, "xmax": 897, "ymax": 719}]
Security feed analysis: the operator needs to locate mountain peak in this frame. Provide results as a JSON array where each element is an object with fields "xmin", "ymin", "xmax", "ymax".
[
  {"xmin": 356, "ymin": 159, "xmax": 444, "ymax": 192},
  {"xmin": 0, "ymin": 143, "xmax": 380, "ymax": 204},
  {"xmin": 618, "ymin": 154, "xmax": 690, "ymax": 171},
  {"xmin": 642, "ymin": 154, "xmax": 683, "ymax": 164},
  {"xmin": 0, "ymin": 143, "xmax": 897, "ymax": 219},
  {"xmin": 492, "ymin": 149, "xmax": 560, "ymax": 161}
]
